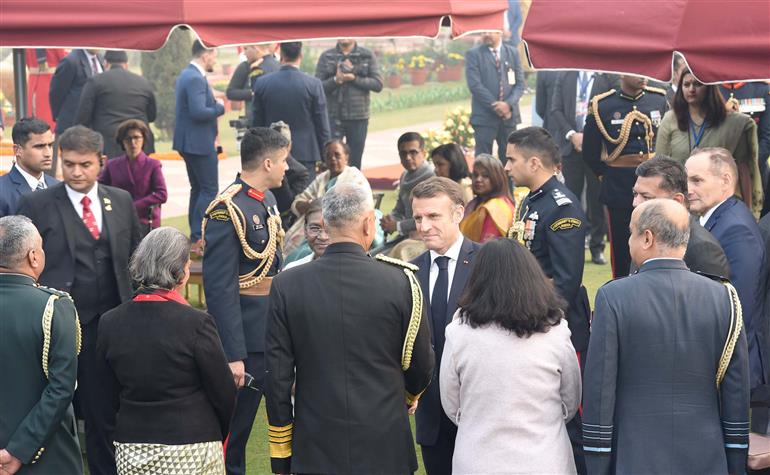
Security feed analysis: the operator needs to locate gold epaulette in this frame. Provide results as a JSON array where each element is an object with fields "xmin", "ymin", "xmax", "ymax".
[
  {"xmin": 588, "ymin": 89, "xmax": 615, "ymax": 114},
  {"xmin": 717, "ymin": 282, "xmax": 743, "ymax": 388},
  {"xmin": 375, "ymin": 254, "xmax": 423, "ymax": 370},
  {"xmin": 40, "ymin": 292, "xmax": 82, "ymax": 380},
  {"xmin": 644, "ymin": 86, "xmax": 667, "ymax": 95},
  {"xmin": 375, "ymin": 254, "xmax": 419, "ymax": 272},
  {"xmin": 204, "ymin": 184, "xmax": 243, "ymax": 216}
]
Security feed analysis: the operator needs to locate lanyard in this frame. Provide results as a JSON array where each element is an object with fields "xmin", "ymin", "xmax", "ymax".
[
  {"xmin": 578, "ymin": 72, "xmax": 593, "ymax": 100},
  {"xmin": 690, "ymin": 120, "xmax": 708, "ymax": 149}
]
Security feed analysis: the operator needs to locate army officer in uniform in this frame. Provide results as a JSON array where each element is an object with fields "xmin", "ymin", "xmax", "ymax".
[
  {"xmin": 265, "ymin": 183, "xmax": 434, "ymax": 475},
  {"xmin": 202, "ymin": 127, "xmax": 289, "ymax": 475},
  {"xmin": 504, "ymin": 126, "xmax": 589, "ymax": 473},
  {"xmin": 582, "ymin": 75, "xmax": 667, "ymax": 277},
  {"xmin": 0, "ymin": 216, "xmax": 82, "ymax": 474}
]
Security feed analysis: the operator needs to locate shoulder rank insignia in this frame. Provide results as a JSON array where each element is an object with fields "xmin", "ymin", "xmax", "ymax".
[
  {"xmin": 551, "ymin": 189, "xmax": 573, "ymax": 207},
  {"xmin": 375, "ymin": 254, "xmax": 423, "ymax": 371},
  {"xmin": 375, "ymin": 254, "xmax": 419, "ymax": 272},
  {"xmin": 550, "ymin": 217, "xmax": 582, "ymax": 231},
  {"xmin": 208, "ymin": 209, "xmax": 231, "ymax": 222},
  {"xmin": 644, "ymin": 85, "xmax": 667, "ymax": 95},
  {"xmin": 36, "ymin": 284, "xmax": 73, "ymax": 300}
]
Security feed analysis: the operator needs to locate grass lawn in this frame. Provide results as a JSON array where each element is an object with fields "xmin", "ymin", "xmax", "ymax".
[{"xmin": 163, "ymin": 187, "xmax": 611, "ymax": 475}]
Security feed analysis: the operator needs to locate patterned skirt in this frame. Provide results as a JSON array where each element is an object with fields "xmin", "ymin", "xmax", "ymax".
[{"xmin": 115, "ymin": 441, "xmax": 225, "ymax": 475}]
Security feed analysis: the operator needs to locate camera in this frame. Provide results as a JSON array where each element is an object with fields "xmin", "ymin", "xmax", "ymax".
[{"xmin": 229, "ymin": 116, "xmax": 249, "ymax": 149}]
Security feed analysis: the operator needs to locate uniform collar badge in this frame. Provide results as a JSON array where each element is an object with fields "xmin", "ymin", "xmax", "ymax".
[{"xmin": 247, "ymin": 188, "xmax": 265, "ymax": 202}]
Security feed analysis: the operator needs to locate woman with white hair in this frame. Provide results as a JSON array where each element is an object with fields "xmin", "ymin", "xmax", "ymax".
[{"xmin": 96, "ymin": 227, "xmax": 236, "ymax": 475}]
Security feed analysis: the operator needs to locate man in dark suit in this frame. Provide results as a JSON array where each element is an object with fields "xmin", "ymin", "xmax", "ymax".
[
  {"xmin": 550, "ymin": 70, "xmax": 616, "ymax": 265},
  {"xmin": 506, "ymin": 127, "xmax": 589, "ymax": 473},
  {"xmin": 0, "ymin": 118, "xmax": 58, "ymax": 217},
  {"xmin": 632, "ymin": 156, "xmax": 729, "ymax": 277},
  {"xmin": 173, "ymin": 40, "xmax": 226, "ymax": 247},
  {"xmin": 465, "ymin": 31, "xmax": 525, "ymax": 163},
  {"xmin": 686, "ymin": 147, "xmax": 766, "ymax": 390},
  {"xmin": 49, "ymin": 49, "xmax": 103, "ymax": 176},
  {"xmin": 202, "ymin": 127, "xmax": 289, "ymax": 475},
  {"xmin": 76, "ymin": 50, "xmax": 157, "ymax": 158},
  {"xmin": 583, "ymin": 199, "xmax": 749, "ymax": 475},
  {"xmin": 253, "ymin": 42, "xmax": 331, "ymax": 178},
  {"xmin": 410, "ymin": 177, "xmax": 479, "ymax": 475},
  {"xmin": 265, "ymin": 183, "xmax": 434, "ymax": 475},
  {"xmin": 18, "ymin": 125, "xmax": 142, "ymax": 475},
  {"xmin": 535, "ymin": 70, "xmax": 559, "ymax": 137},
  {"xmin": 0, "ymin": 215, "xmax": 83, "ymax": 475}
]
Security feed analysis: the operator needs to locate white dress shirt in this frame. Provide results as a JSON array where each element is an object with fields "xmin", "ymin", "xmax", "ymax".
[
  {"xmin": 699, "ymin": 197, "xmax": 730, "ymax": 227},
  {"xmin": 15, "ymin": 164, "xmax": 47, "ymax": 190},
  {"xmin": 428, "ymin": 235, "xmax": 464, "ymax": 303},
  {"xmin": 84, "ymin": 50, "xmax": 103, "ymax": 74},
  {"xmin": 190, "ymin": 60, "xmax": 207, "ymax": 77},
  {"xmin": 65, "ymin": 183, "xmax": 102, "ymax": 232}
]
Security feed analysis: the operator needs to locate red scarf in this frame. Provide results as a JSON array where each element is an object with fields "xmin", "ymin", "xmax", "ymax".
[{"xmin": 133, "ymin": 288, "xmax": 189, "ymax": 305}]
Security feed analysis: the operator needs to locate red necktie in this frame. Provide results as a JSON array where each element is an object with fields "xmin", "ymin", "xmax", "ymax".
[
  {"xmin": 90, "ymin": 56, "xmax": 100, "ymax": 75},
  {"xmin": 81, "ymin": 196, "xmax": 100, "ymax": 240},
  {"xmin": 493, "ymin": 49, "xmax": 504, "ymax": 100}
]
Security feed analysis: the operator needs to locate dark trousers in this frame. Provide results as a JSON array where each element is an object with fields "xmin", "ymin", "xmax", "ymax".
[
  {"xmin": 76, "ymin": 316, "xmax": 117, "ymax": 475},
  {"xmin": 331, "ymin": 118, "xmax": 369, "ymax": 169},
  {"xmin": 473, "ymin": 121, "xmax": 516, "ymax": 163},
  {"xmin": 299, "ymin": 161, "xmax": 317, "ymax": 181},
  {"xmin": 420, "ymin": 412, "xmax": 457, "ymax": 475},
  {"xmin": 225, "ymin": 352, "xmax": 265, "ymax": 475},
  {"xmin": 562, "ymin": 151, "xmax": 606, "ymax": 254},
  {"xmin": 607, "ymin": 206, "xmax": 632, "ymax": 278},
  {"xmin": 182, "ymin": 152, "xmax": 219, "ymax": 241}
]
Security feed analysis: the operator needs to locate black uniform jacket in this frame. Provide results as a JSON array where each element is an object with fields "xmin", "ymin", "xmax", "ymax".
[
  {"xmin": 582, "ymin": 87, "xmax": 667, "ymax": 207},
  {"xmin": 265, "ymin": 242, "xmax": 434, "ymax": 475},
  {"xmin": 519, "ymin": 175, "xmax": 589, "ymax": 351}
]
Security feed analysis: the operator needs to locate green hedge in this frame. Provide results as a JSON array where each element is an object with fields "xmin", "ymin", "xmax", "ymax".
[{"xmin": 371, "ymin": 82, "xmax": 470, "ymax": 113}]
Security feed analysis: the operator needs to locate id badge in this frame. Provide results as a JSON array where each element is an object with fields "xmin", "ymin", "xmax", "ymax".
[
  {"xmin": 576, "ymin": 100, "xmax": 589, "ymax": 117},
  {"xmin": 507, "ymin": 69, "xmax": 516, "ymax": 85}
]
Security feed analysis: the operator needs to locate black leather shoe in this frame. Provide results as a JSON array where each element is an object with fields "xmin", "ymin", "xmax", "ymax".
[{"xmin": 591, "ymin": 251, "xmax": 607, "ymax": 265}]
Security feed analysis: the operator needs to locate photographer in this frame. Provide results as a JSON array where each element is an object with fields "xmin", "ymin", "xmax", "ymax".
[{"xmin": 315, "ymin": 39, "xmax": 383, "ymax": 169}]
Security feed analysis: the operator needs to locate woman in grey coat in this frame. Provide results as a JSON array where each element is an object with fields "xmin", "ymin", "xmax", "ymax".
[{"xmin": 440, "ymin": 239, "xmax": 581, "ymax": 474}]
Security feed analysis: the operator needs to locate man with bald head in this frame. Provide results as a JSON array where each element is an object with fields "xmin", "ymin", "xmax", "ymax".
[
  {"xmin": 583, "ymin": 199, "xmax": 750, "ymax": 475},
  {"xmin": 686, "ymin": 147, "xmax": 766, "ymax": 389}
]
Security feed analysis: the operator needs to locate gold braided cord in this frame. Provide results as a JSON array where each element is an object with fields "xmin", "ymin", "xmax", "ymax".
[
  {"xmin": 401, "ymin": 268, "xmax": 424, "ymax": 371},
  {"xmin": 590, "ymin": 90, "xmax": 655, "ymax": 162},
  {"xmin": 717, "ymin": 282, "xmax": 743, "ymax": 388},
  {"xmin": 201, "ymin": 184, "xmax": 284, "ymax": 289},
  {"xmin": 41, "ymin": 295, "xmax": 82, "ymax": 379}
]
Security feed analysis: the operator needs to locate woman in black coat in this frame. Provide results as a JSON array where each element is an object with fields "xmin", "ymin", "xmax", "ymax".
[{"xmin": 97, "ymin": 227, "xmax": 236, "ymax": 475}]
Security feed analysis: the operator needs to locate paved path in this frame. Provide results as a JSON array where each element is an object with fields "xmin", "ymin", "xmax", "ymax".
[{"xmin": 0, "ymin": 103, "xmax": 532, "ymax": 218}]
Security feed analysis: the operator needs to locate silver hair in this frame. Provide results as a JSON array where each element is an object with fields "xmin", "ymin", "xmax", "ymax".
[
  {"xmin": 635, "ymin": 201, "xmax": 690, "ymax": 249},
  {"xmin": 322, "ymin": 183, "xmax": 374, "ymax": 230},
  {"xmin": 0, "ymin": 215, "xmax": 39, "ymax": 268},
  {"xmin": 129, "ymin": 227, "xmax": 191, "ymax": 290},
  {"xmin": 690, "ymin": 146, "xmax": 738, "ymax": 182},
  {"xmin": 270, "ymin": 121, "xmax": 292, "ymax": 142}
]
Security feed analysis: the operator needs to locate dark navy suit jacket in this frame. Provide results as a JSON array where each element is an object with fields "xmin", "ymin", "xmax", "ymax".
[
  {"xmin": 0, "ymin": 166, "xmax": 59, "ymax": 217},
  {"xmin": 465, "ymin": 43, "xmax": 525, "ymax": 127},
  {"xmin": 705, "ymin": 196, "xmax": 766, "ymax": 388},
  {"xmin": 252, "ymin": 65, "xmax": 330, "ymax": 165},
  {"xmin": 411, "ymin": 237, "xmax": 480, "ymax": 445},
  {"xmin": 49, "ymin": 49, "xmax": 103, "ymax": 133},
  {"xmin": 172, "ymin": 64, "xmax": 225, "ymax": 157}
]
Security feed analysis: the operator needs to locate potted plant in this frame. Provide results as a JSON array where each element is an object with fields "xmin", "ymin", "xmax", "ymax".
[
  {"xmin": 436, "ymin": 53, "xmax": 465, "ymax": 82},
  {"xmin": 385, "ymin": 58, "xmax": 406, "ymax": 89},
  {"xmin": 408, "ymin": 55, "xmax": 434, "ymax": 86}
]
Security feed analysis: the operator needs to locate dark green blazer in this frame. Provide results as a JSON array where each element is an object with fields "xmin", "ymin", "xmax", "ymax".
[{"xmin": 0, "ymin": 273, "xmax": 82, "ymax": 473}]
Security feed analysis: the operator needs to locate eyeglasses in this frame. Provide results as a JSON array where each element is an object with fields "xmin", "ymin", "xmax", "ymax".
[
  {"xmin": 123, "ymin": 135, "xmax": 144, "ymax": 142},
  {"xmin": 306, "ymin": 224, "xmax": 328, "ymax": 237},
  {"xmin": 399, "ymin": 149, "xmax": 422, "ymax": 158}
]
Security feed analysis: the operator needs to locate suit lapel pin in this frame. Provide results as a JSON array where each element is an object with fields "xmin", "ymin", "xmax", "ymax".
[
  {"xmin": 103, "ymin": 197, "xmax": 112, "ymax": 211},
  {"xmin": 463, "ymin": 259, "xmax": 469, "ymax": 265}
]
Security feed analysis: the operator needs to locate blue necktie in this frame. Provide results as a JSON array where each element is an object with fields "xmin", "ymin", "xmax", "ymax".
[{"xmin": 431, "ymin": 256, "xmax": 450, "ymax": 355}]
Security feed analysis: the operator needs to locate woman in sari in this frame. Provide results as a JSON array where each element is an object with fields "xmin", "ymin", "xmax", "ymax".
[
  {"xmin": 460, "ymin": 154, "xmax": 515, "ymax": 243},
  {"xmin": 283, "ymin": 139, "xmax": 371, "ymax": 255}
]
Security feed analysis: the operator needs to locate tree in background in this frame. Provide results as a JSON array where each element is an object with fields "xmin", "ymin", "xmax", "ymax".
[{"xmin": 141, "ymin": 27, "xmax": 194, "ymax": 140}]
